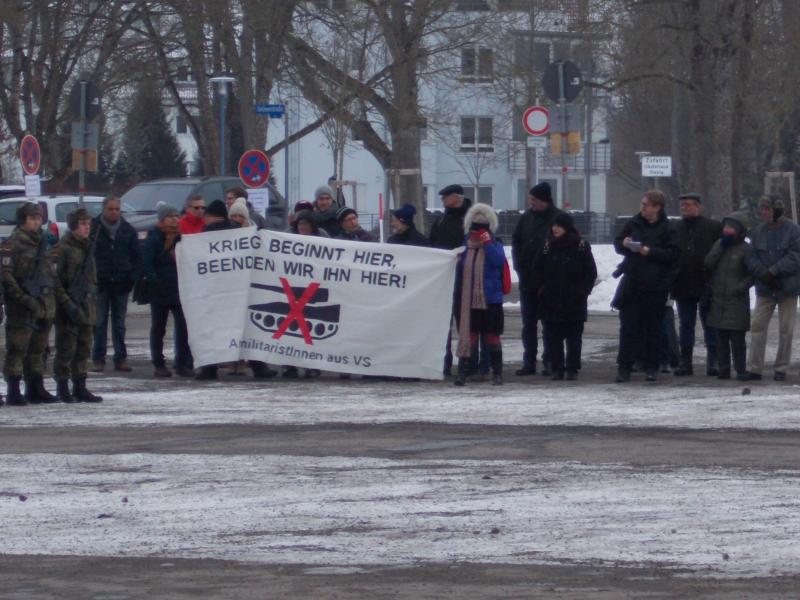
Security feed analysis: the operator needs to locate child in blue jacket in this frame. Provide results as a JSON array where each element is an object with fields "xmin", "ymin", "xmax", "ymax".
[{"xmin": 454, "ymin": 203, "xmax": 506, "ymax": 386}]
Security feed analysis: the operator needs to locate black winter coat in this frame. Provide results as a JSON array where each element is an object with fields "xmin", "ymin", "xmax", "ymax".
[
  {"xmin": 429, "ymin": 198, "xmax": 472, "ymax": 250},
  {"xmin": 512, "ymin": 204, "xmax": 563, "ymax": 291},
  {"xmin": 531, "ymin": 232, "xmax": 597, "ymax": 322},
  {"xmin": 203, "ymin": 219, "xmax": 240, "ymax": 232},
  {"xmin": 338, "ymin": 228, "xmax": 373, "ymax": 242},
  {"xmin": 91, "ymin": 216, "xmax": 141, "ymax": 292},
  {"xmin": 388, "ymin": 224, "xmax": 429, "ymax": 247},
  {"xmin": 670, "ymin": 215, "xmax": 722, "ymax": 299},
  {"xmin": 614, "ymin": 213, "xmax": 680, "ymax": 292},
  {"xmin": 142, "ymin": 228, "xmax": 181, "ymax": 306}
]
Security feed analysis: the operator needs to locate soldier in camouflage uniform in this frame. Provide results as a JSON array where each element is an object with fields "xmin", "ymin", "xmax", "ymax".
[
  {"xmin": 52, "ymin": 208, "xmax": 102, "ymax": 403},
  {"xmin": 1, "ymin": 202, "xmax": 57, "ymax": 406}
]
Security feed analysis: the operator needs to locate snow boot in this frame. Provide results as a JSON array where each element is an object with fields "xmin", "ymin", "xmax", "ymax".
[
  {"xmin": 454, "ymin": 359, "xmax": 468, "ymax": 387},
  {"xmin": 72, "ymin": 376, "xmax": 103, "ymax": 403},
  {"xmin": 56, "ymin": 379, "xmax": 76, "ymax": 403},
  {"xmin": 490, "ymin": 348, "xmax": 503, "ymax": 386},
  {"xmin": 674, "ymin": 358, "xmax": 693, "ymax": 376}
]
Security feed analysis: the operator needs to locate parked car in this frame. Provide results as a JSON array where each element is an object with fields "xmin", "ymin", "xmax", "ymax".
[
  {"xmin": 0, "ymin": 194, "xmax": 104, "ymax": 244},
  {"xmin": 119, "ymin": 176, "xmax": 288, "ymax": 239},
  {"xmin": 0, "ymin": 185, "xmax": 25, "ymax": 200}
]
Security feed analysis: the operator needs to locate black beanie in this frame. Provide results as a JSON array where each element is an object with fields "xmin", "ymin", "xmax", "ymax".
[
  {"xmin": 553, "ymin": 212, "xmax": 575, "ymax": 232},
  {"xmin": 205, "ymin": 199, "xmax": 228, "ymax": 219},
  {"xmin": 530, "ymin": 182, "xmax": 553, "ymax": 204}
]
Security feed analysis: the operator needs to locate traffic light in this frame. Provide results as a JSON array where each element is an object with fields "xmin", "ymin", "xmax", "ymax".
[{"xmin": 549, "ymin": 132, "xmax": 562, "ymax": 156}]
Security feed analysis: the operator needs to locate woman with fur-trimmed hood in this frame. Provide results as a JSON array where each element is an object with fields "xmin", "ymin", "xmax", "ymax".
[{"xmin": 453, "ymin": 203, "xmax": 506, "ymax": 386}]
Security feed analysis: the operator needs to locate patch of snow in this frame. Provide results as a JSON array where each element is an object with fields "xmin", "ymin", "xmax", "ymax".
[{"xmin": 2, "ymin": 453, "xmax": 798, "ymax": 577}]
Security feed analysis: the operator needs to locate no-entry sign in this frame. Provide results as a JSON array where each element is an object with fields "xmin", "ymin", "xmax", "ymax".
[
  {"xmin": 238, "ymin": 149, "xmax": 270, "ymax": 188},
  {"xmin": 522, "ymin": 106, "xmax": 550, "ymax": 136},
  {"xmin": 19, "ymin": 134, "xmax": 41, "ymax": 175}
]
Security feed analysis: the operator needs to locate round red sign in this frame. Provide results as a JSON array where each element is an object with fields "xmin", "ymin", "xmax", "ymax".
[
  {"xmin": 238, "ymin": 149, "xmax": 270, "ymax": 188},
  {"xmin": 522, "ymin": 106, "xmax": 550, "ymax": 136},
  {"xmin": 20, "ymin": 134, "xmax": 41, "ymax": 175}
]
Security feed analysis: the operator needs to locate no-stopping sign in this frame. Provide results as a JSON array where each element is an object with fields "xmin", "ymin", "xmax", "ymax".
[
  {"xmin": 238, "ymin": 149, "xmax": 270, "ymax": 188},
  {"xmin": 522, "ymin": 106, "xmax": 550, "ymax": 136}
]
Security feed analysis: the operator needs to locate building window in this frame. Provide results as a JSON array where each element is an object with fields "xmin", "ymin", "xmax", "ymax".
[
  {"xmin": 462, "ymin": 185, "xmax": 494, "ymax": 206},
  {"xmin": 176, "ymin": 115, "xmax": 187, "ymax": 134},
  {"xmin": 456, "ymin": 0, "xmax": 490, "ymax": 10},
  {"xmin": 513, "ymin": 37, "xmax": 550, "ymax": 72},
  {"xmin": 461, "ymin": 117, "xmax": 493, "ymax": 152},
  {"xmin": 460, "ymin": 47, "xmax": 493, "ymax": 82}
]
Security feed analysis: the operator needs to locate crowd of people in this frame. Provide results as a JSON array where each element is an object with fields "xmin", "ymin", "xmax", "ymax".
[{"xmin": 0, "ymin": 178, "xmax": 796, "ymax": 406}]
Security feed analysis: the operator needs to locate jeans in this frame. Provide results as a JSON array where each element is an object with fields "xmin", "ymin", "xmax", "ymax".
[
  {"xmin": 676, "ymin": 297, "xmax": 717, "ymax": 362},
  {"xmin": 149, "ymin": 303, "xmax": 192, "ymax": 370},
  {"xmin": 618, "ymin": 290, "xmax": 668, "ymax": 373},
  {"xmin": 92, "ymin": 286, "xmax": 129, "ymax": 364}
]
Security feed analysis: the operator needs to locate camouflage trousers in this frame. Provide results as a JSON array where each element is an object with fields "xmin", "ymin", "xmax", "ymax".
[
  {"xmin": 53, "ymin": 322, "xmax": 92, "ymax": 380},
  {"xmin": 3, "ymin": 319, "xmax": 53, "ymax": 378}
]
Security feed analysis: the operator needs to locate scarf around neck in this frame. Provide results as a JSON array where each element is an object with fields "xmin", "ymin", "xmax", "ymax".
[
  {"xmin": 457, "ymin": 236, "xmax": 487, "ymax": 358},
  {"xmin": 100, "ymin": 215, "xmax": 121, "ymax": 240}
]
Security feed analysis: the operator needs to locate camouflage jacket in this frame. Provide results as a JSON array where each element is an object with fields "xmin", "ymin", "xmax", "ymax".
[
  {"xmin": 51, "ymin": 231, "xmax": 97, "ymax": 325},
  {"xmin": 1, "ymin": 227, "xmax": 56, "ymax": 321}
]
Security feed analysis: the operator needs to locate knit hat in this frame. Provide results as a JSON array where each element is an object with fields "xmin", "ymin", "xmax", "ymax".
[
  {"xmin": 315, "ymin": 185, "xmax": 335, "ymax": 202},
  {"xmin": 293, "ymin": 210, "xmax": 316, "ymax": 230},
  {"xmin": 16, "ymin": 201, "xmax": 41, "ymax": 223},
  {"xmin": 529, "ymin": 182, "xmax": 553, "ymax": 204},
  {"xmin": 336, "ymin": 205, "xmax": 357, "ymax": 223},
  {"xmin": 228, "ymin": 197, "xmax": 251, "ymax": 223},
  {"xmin": 156, "ymin": 203, "xmax": 179, "ymax": 222},
  {"xmin": 205, "ymin": 199, "xmax": 228, "ymax": 219},
  {"xmin": 553, "ymin": 212, "xmax": 575, "ymax": 232},
  {"xmin": 392, "ymin": 203, "xmax": 416, "ymax": 225},
  {"xmin": 293, "ymin": 200, "xmax": 314, "ymax": 213}
]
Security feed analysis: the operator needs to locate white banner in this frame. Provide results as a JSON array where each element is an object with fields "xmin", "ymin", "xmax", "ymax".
[{"xmin": 176, "ymin": 228, "xmax": 458, "ymax": 380}]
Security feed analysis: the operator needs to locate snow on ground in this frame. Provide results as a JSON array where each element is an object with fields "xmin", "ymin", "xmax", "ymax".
[
  {"xmin": 2, "ymin": 375, "xmax": 800, "ymax": 431},
  {"xmin": 3, "ymin": 453, "xmax": 799, "ymax": 577}
]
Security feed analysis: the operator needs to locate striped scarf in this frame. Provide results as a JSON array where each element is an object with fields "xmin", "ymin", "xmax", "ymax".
[{"xmin": 457, "ymin": 237, "xmax": 486, "ymax": 358}]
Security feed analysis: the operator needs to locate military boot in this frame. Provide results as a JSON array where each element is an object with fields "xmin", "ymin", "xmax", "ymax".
[
  {"xmin": 31, "ymin": 375, "xmax": 58, "ymax": 403},
  {"xmin": 23, "ymin": 377, "xmax": 42, "ymax": 404},
  {"xmin": 6, "ymin": 377, "xmax": 26, "ymax": 406},
  {"xmin": 56, "ymin": 379, "xmax": 76, "ymax": 403},
  {"xmin": 72, "ymin": 376, "xmax": 103, "ymax": 403}
]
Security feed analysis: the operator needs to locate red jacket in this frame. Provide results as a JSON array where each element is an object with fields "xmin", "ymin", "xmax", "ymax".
[{"xmin": 179, "ymin": 212, "xmax": 205, "ymax": 235}]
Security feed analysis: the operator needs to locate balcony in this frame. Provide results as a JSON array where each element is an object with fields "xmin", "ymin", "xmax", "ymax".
[{"xmin": 508, "ymin": 140, "xmax": 611, "ymax": 173}]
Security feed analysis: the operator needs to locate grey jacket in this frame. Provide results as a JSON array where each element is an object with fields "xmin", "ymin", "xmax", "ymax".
[
  {"xmin": 705, "ymin": 237, "xmax": 753, "ymax": 331},
  {"xmin": 745, "ymin": 218, "xmax": 800, "ymax": 298}
]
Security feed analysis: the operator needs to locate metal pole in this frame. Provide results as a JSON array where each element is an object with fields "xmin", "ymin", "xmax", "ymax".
[
  {"xmin": 219, "ymin": 89, "xmax": 226, "ymax": 176},
  {"xmin": 584, "ymin": 67, "xmax": 593, "ymax": 214},
  {"xmin": 558, "ymin": 61, "xmax": 568, "ymax": 209},
  {"xmin": 284, "ymin": 104, "xmax": 289, "ymax": 205},
  {"xmin": 78, "ymin": 80, "xmax": 87, "ymax": 205}
]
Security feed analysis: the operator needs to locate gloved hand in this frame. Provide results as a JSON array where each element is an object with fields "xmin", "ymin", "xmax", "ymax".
[
  {"xmin": 65, "ymin": 302, "xmax": 81, "ymax": 321},
  {"xmin": 720, "ymin": 235, "xmax": 734, "ymax": 248},
  {"xmin": 22, "ymin": 295, "xmax": 41, "ymax": 317},
  {"xmin": 759, "ymin": 271, "xmax": 782, "ymax": 290}
]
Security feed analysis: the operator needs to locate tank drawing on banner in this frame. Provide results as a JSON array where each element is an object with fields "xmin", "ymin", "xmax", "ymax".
[{"xmin": 248, "ymin": 282, "xmax": 341, "ymax": 342}]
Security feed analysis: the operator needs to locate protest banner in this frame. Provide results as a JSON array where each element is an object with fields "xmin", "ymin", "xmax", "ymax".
[{"xmin": 177, "ymin": 229, "xmax": 458, "ymax": 380}]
